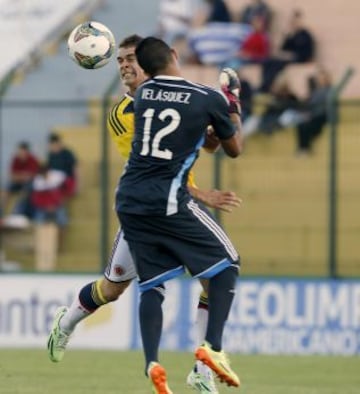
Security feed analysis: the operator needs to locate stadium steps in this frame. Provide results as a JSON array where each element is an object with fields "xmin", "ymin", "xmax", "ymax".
[
  {"xmin": 47, "ymin": 124, "xmax": 122, "ymax": 272},
  {"xmin": 194, "ymin": 111, "xmax": 359, "ymax": 276}
]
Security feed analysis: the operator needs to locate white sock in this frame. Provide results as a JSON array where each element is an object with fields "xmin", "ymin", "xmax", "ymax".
[
  {"xmin": 196, "ymin": 307, "xmax": 208, "ymax": 345},
  {"xmin": 196, "ymin": 359, "xmax": 212, "ymax": 375},
  {"xmin": 195, "ymin": 306, "xmax": 213, "ymax": 374},
  {"xmin": 59, "ymin": 298, "xmax": 92, "ymax": 334}
]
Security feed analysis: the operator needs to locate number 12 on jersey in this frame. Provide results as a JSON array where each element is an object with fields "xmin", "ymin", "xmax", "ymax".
[{"xmin": 140, "ymin": 108, "xmax": 180, "ymax": 160}]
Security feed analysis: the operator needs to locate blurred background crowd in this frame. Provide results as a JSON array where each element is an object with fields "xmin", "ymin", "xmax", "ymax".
[{"xmin": 0, "ymin": 0, "xmax": 358, "ymax": 277}]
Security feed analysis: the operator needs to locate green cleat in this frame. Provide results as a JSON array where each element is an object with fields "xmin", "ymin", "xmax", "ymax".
[
  {"xmin": 187, "ymin": 366, "xmax": 219, "ymax": 393},
  {"xmin": 47, "ymin": 306, "xmax": 70, "ymax": 363},
  {"xmin": 195, "ymin": 341, "xmax": 240, "ymax": 388}
]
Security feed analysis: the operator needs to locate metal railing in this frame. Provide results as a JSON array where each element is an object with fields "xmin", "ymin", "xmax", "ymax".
[
  {"xmin": 326, "ymin": 67, "xmax": 355, "ymax": 278},
  {"xmin": 1, "ymin": 68, "xmax": 358, "ymax": 277}
]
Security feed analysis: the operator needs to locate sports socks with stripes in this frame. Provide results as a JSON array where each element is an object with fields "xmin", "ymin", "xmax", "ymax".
[{"xmin": 59, "ymin": 279, "xmax": 108, "ymax": 333}]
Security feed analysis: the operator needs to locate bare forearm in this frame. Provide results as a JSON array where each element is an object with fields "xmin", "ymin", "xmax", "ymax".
[{"xmin": 188, "ymin": 186, "xmax": 242, "ymax": 212}]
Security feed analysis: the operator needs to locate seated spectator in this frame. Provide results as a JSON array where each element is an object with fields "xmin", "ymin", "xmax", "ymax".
[
  {"xmin": 185, "ymin": 0, "xmax": 255, "ymax": 65},
  {"xmin": 31, "ymin": 165, "xmax": 70, "ymax": 228},
  {"xmin": 240, "ymin": 0, "xmax": 272, "ymax": 30},
  {"xmin": 259, "ymin": 9, "xmax": 315, "ymax": 92},
  {"xmin": 31, "ymin": 165, "xmax": 70, "ymax": 271},
  {"xmin": 47, "ymin": 132, "xmax": 78, "ymax": 196},
  {"xmin": 1, "ymin": 141, "xmax": 39, "ymax": 215},
  {"xmin": 243, "ymin": 73, "xmax": 299, "ymax": 137},
  {"xmin": 294, "ymin": 68, "xmax": 332, "ymax": 155},
  {"xmin": 224, "ymin": 15, "xmax": 270, "ymax": 69}
]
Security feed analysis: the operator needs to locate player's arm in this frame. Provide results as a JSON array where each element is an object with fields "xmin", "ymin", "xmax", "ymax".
[
  {"xmin": 188, "ymin": 186, "xmax": 241, "ymax": 212},
  {"xmin": 203, "ymin": 113, "xmax": 242, "ymax": 156},
  {"xmin": 220, "ymin": 112, "xmax": 243, "ymax": 158}
]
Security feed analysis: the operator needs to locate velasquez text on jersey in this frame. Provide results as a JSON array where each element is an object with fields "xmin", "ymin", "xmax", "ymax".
[{"xmin": 141, "ymin": 88, "xmax": 191, "ymax": 104}]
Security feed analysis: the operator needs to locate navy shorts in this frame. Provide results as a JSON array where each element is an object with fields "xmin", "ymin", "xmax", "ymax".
[{"xmin": 118, "ymin": 199, "xmax": 240, "ymax": 292}]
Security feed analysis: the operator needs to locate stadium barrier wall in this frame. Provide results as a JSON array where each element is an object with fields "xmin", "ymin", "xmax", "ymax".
[{"xmin": 1, "ymin": 274, "xmax": 359, "ymax": 355}]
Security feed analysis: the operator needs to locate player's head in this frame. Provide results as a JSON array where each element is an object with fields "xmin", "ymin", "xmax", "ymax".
[
  {"xmin": 48, "ymin": 132, "xmax": 63, "ymax": 152},
  {"xmin": 135, "ymin": 37, "xmax": 178, "ymax": 78},
  {"xmin": 16, "ymin": 141, "xmax": 30, "ymax": 159},
  {"xmin": 117, "ymin": 34, "xmax": 147, "ymax": 93}
]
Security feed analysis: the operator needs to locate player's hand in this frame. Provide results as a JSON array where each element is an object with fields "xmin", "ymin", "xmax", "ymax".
[
  {"xmin": 203, "ymin": 126, "xmax": 220, "ymax": 153},
  {"xmin": 192, "ymin": 188, "xmax": 242, "ymax": 212},
  {"xmin": 219, "ymin": 67, "xmax": 241, "ymax": 114}
]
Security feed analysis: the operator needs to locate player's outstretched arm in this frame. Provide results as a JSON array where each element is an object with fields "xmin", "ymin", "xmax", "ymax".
[{"xmin": 188, "ymin": 186, "xmax": 242, "ymax": 212}]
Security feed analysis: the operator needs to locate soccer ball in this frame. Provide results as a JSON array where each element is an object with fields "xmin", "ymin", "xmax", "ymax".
[{"xmin": 67, "ymin": 21, "xmax": 115, "ymax": 69}]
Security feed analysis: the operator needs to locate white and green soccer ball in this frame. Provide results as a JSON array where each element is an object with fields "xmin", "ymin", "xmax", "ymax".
[{"xmin": 67, "ymin": 21, "xmax": 115, "ymax": 69}]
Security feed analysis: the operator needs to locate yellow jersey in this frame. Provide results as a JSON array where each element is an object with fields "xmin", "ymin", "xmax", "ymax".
[{"xmin": 107, "ymin": 93, "xmax": 196, "ymax": 188}]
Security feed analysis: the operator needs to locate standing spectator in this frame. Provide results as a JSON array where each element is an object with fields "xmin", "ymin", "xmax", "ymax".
[
  {"xmin": 1, "ymin": 141, "xmax": 39, "ymax": 214},
  {"xmin": 47, "ymin": 133, "xmax": 78, "ymax": 196},
  {"xmin": 260, "ymin": 9, "xmax": 315, "ymax": 92}
]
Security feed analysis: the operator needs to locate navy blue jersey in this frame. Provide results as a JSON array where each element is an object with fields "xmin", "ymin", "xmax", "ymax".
[{"xmin": 116, "ymin": 76, "xmax": 235, "ymax": 215}]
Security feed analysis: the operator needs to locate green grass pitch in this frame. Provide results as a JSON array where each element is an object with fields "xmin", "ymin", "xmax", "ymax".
[{"xmin": 0, "ymin": 350, "xmax": 359, "ymax": 393}]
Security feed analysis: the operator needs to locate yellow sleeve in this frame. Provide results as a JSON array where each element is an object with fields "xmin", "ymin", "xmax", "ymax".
[
  {"xmin": 107, "ymin": 96, "xmax": 135, "ymax": 161},
  {"xmin": 187, "ymin": 170, "xmax": 197, "ymax": 188}
]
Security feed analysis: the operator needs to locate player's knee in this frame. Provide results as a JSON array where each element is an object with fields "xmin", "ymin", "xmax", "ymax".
[
  {"xmin": 140, "ymin": 286, "xmax": 165, "ymax": 309},
  {"xmin": 101, "ymin": 279, "xmax": 132, "ymax": 302},
  {"xmin": 199, "ymin": 278, "xmax": 209, "ymax": 294},
  {"xmin": 210, "ymin": 265, "xmax": 238, "ymax": 292}
]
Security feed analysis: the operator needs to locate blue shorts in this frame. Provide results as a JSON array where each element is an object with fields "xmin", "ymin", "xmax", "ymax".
[{"xmin": 118, "ymin": 199, "xmax": 240, "ymax": 292}]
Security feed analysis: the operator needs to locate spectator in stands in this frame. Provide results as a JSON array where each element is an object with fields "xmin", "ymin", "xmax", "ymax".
[
  {"xmin": 47, "ymin": 132, "xmax": 78, "ymax": 196},
  {"xmin": 259, "ymin": 9, "xmax": 315, "ymax": 92},
  {"xmin": 31, "ymin": 164, "xmax": 71, "ymax": 270},
  {"xmin": 224, "ymin": 14, "xmax": 270, "ymax": 69},
  {"xmin": 240, "ymin": 0, "xmax": 272, "ymax": 30},
  {"xmin": 186, "ymin": 0, "xmax": 253, "ymax": 65},
  {"xmin": 156, "ymin": 0, "xmax": 193, "ymax": 45},
  {"xmin": 30, "ymin": 164, "xmax": 69, "ymax": 228},
  {"xmin": 1, "ymin": 141, "xmax": 39, "ymax": 215},
  {"xmin": 206, "ymin": 0, "xmax": 235, "ymax": 22},
  {"xmin": 295, "ymin": 68, "xmax": 332, "ymax": 155},
  {"xmin": 243, "ymin": 73, "xmax": 299, "ymax": 137}
]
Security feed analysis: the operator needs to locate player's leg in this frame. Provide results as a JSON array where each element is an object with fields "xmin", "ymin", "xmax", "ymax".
[
  {"xmin": 195, "ymin": 265, "xmax": 240, "ymax": 386},
  {"xmin": 187, "ymin": 283, "xmax": 219, "ymax": 393},
  {"xmin": 119, "ymin": 211, "xmax": 186, "ymax": 394},
  {"xmin": 176, "ymin": 199, "xmax": 241, "ymax": 387},
  {"xmin": 196, "ymin": 280, "xmax": 209, "ymax": 345},
  {"xmin": 47, "ymin": 229, "xmax": 136, "ymax": 362},
  {"xmin": 47, "ymin": 278, "xmax": 131, "ymax": 362},
  {"xmin": 139, "ymin": 285, "xmax": 173, "ymax": 394}
]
